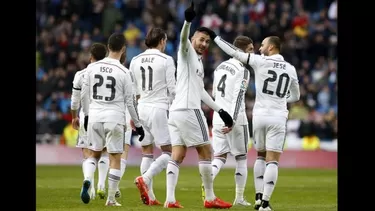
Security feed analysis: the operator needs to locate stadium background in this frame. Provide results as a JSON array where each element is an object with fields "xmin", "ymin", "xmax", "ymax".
[{"xmin": 35, "ymin": 0, "xmax": 337, "ymax": 166}]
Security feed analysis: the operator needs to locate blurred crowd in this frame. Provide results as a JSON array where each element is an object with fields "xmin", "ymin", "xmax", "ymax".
[{"xmin": 36, "ymin": 0, "xmax": 338, "ymax": 143}]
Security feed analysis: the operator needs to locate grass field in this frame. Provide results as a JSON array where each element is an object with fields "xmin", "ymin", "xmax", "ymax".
[{"xmin": 36, "ymin": 166, "xmax": 337, "ymax": 211}]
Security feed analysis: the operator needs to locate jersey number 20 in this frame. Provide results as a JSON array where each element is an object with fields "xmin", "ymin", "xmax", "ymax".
[
  {"xmin": 262, "ymin": 70, "xmax": 290, "ymax": 98},
  {"xmin": 93, "ymin": 74, "xmax": 116, "ymax": 101}
]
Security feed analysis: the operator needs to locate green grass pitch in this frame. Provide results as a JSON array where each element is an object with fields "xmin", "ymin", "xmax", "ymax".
[{"xmin": 36, "ymin": 166, "xmax": 337, "ymax": 211}]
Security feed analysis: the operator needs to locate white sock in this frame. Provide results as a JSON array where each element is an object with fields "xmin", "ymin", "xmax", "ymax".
[
  {"xmin": 262, "ymin": 161, "xmax": 279, "ymax": 201},
  {"xmin": 253, "ymin": 157, "xmax": 266, "ymax": 194},
  {"xmin": 97, "ymin": 156, "xmax": 109, "ymax": 190},
  {"xmin": 166, "ymin": 160, "xmax": 179, "ymax": 203},
  {"xmin": 117, "ymin": 158, "xmax": 127, "ymax": 191},
  {"xmin": 199, "ymin": 160, "xmax": 215, "ymax": 201},
  {"xmin": 140, "ymin": 154, "xmax": 154, "ymax": 199},
  {"xmin": 81, "ymin": 159, "xmax": 86, "ymax": 180},
  {"xmin": 83, "ymin": 157, "xmax": 97, "ymax": 183},
  {"xmin": 107, "ymin": 169, "xmax": 121, "ymax": 201},
  {"xmin": 234, "ymin": 155, "xmax": 248, "ymax": 201},
  {"xmin": 211, "ymin": 157, "xmax": 226, "ymax": 181},
  {"xmin": 143, "ymin": 152, "xmax": 171, "ymax": 181}
]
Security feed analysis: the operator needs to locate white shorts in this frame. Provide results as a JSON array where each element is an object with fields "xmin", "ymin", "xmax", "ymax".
[
  {"xmin": 75, "ymin": 118, "xmax": 88, "ymax": 148},
  {"xmin": 252, "ymin": 115, "xmax": 287, "ymax": 153},
  {"xmin": 87, "ymin": 122, "xmax": 125, "ymax": 153},
  {"xmin": 138, "ymin": 104, "xmax": 171, "ymax": 147},
  {"xmin": 212, "ymin": 124, "xmax": 249, "ymax": 156},
  {"xmin": 168, "ymin": 109, "xmax": 210, "ymax": 147}
]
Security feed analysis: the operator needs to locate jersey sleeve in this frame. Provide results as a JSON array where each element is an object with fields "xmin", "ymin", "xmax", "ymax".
[
  {"xmin": 201, "ymin": 88, "xmax": 221, "ymax": 112},
  {"xmin": 166, "ymin": 56, "xmax": 176, "ymax": 103},
  {"xmin": 212, "ymin": 72, "xmax": 217, "ymax": 99},
  {"xmin": 214, "ymin": 36, "xmax": 264, "ymax": 70},
  {"xmin": 71, "ymin": 71, "xmax": 82, "ymax": 111},
  {"xmin": 81, "ymin": 69, "xmax": 90, "ymax": 116},
  {"xmin": 287, "ymin": 67, "xmax": 300, "ymax": 103},
  {"xmin": 179, "ymin": 21, "xmax": 193, "ymax": 55},
  {"xmin": 230, "ymin": 68, "xmax": 249, "ymax": 123},
  {"xmin": 129, "ymin": 60, "xmax": 140, "ymax": 96},
  {"xmin": 123, "ymin": 73, "xmax": 141, "ymax": 127}
]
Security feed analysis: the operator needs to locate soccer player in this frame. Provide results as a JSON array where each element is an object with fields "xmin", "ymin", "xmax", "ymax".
[
  {"xmin": 71, "ymin": 43, "xmax": 108, "ymax": 200},
  {"xmin": 80, "ymin": 33, "xmax": 145, "ymax": 206},
  {"xmin": 207, "ymin": 35, "xmax": 254, "ymax": 206},
  {"xmin": 97, "ymin": 52, "xmax": 129, "ymax": 199},
  {"xmin": 131, "ymin": 27, "xmax": 176, "ymax": 206},
  {"xmin": 205, "ymin": 30, "xmax": 301, "ymax": 211},
  {"xmin": 163, "ymin": 2, "xmax": 233, "ymax": 209}
]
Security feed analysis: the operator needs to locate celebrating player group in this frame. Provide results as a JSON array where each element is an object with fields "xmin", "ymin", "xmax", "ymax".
[{"xmin": 70, "ymin": 1, "xmax": 300, "ymax": 210}]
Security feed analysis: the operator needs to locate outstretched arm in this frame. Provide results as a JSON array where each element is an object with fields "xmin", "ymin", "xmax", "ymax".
[{"xmin": 179, "ymin": 1, "xmax": 196, "ymax": 53}]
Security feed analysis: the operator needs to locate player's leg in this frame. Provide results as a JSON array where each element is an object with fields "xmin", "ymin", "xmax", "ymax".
[
  {"xmin": 229, "ymin": 125, "xmax": 251, "ymax": 206},
  {"xmin": 204, "ymin": 124, "xmax": 229, "ymax": 201},
  {"xmin": 97, "ymin": 147, "xmax": 109, "ymax": 199},
  {"xmin": 163, "ymin": 111, "xmax": 185, "ymax": 208},
  {"xmin": 138, "ymin": 107, "xmax": 171, "ymax": 205},
  {"xmin": 116, "ymin": 131, "xmax": 131, "ymax": 199},
  {"xmin": 104, "ymin": 122, "xmax": 125, "ymax": 206},
  {"xmin": 81, "ymin": 122, "xmax": 105, "ymax": 204},
  {"xmin": 259, "ymin": 117, "xmax": 287, "ymax": 211},
  {"xmin": 252, "ymin": 116, "xmax": 267, "ymax": 210},
  {"xmin": 189, "ymin": 109, "xmax": 232, "ymax": 209}
]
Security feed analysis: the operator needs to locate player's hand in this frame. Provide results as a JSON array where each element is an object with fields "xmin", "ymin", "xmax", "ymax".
[
  {"xmin": 204, "ymin": 28, "xmax": 217, "ymax": 40},
  {"xmin": 84, "ymin": 116, "xmax": 88, "ymax": 131},
  {"xmin": 218, "ymin": 109, "xmax": 233, "ymax": 127},
  {"xmin": 184, "ymin": 1, "xmax": 196, "ymax": 22},
  {"xmin": 135, "ymin": 126, "xmax": 145, "ymax": 141},
  {"xmin": 130, "ymin": 119, "xmax": 136, "ymax": 131},
  {"xmin": 221, "ymin": 126, "xmax": 232, "ymax": 134},
  {"xmin": 72, "ymin": 117, "xmax": 80, "ymax": 130}
]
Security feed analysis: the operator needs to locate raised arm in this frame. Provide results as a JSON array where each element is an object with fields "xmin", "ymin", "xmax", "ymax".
[
  {"xmin": 230, "ymin": 68, "xmax": 249, "ymax": 124},
  {"xmin": 166, "ymin": 57, "xmax": 176, "ymax": 103},
  {"xmin": 179, "ymin": 1, "xmax": 196, "ymax": 52}
]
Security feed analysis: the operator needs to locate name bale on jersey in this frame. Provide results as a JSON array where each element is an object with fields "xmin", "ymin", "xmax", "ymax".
[
  {"xmin": 141, "ymin": 57, "xmax": 155, "ymax": 63},
  {"xmin": 217, "ymin": 64, "xmax": 235, "ymax": 75}
]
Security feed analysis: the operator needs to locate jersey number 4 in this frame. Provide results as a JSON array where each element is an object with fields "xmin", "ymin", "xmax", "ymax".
[
  {"xmin": 141, "ymin": 66, "xmax": 153, "ymax": 91},
  {"xmin": 262, "ymin": 70, "xmax": 290, "ymax": 98},
  {"xmin": 217, "ymin": 74, "xmax": 227, "ymax": 97},
  {"xmin": 93, "ymin": 74, "xmax": 116, "ymax": 101}
]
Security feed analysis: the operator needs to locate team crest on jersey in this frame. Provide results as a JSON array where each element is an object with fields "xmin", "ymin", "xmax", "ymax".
[
  {"xmin": 196, "ymin": 69, "xmax": 204, "ymax": 78},
  {"xmin": 240, "ymin": 79, "xmax": 248, "ymax": 90}
]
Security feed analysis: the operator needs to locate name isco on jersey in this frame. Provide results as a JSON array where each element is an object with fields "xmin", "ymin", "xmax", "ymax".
[{"xmin": 217, "ymin": 64, "xmax": 235, "ymax": 75}]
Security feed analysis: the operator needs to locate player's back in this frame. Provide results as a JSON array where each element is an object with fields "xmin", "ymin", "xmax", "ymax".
[
  {"xmin": 86, "ymin": 57, "xmax": 129, "ymax": 124},
  {"xmin": 253, "ymin": 54, "xmax": 297, "ymax": 118},
  {"xmin": 212, "ymin": 58, "xmax": 249, "ymax": 125},
  {"xmin": 130, "ymin": 49, "xmax": 172, "ymax": 109}
]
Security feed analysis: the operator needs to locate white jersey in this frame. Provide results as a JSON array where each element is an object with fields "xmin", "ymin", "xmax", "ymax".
[
  {"xmin": 214, "ymin": 36, "xmax": 300, "ymax": 118},
  {"xmin": 130, "ymin": 49, "xmax": 176, "ymax": 110},
  {"xmin": 212, "ymin": 58, "xmax": 250, "ymax": 125},
  {"xmin": 169, "ymin": 21, "xmax": 206, "ymax": 111},
  {"xmin": 71, "ymin": 68, "xmax": 87, "ymax": 120},
  {"xmin": 81, "ymin": 57, "xmax": 141, "ymax": 127}
]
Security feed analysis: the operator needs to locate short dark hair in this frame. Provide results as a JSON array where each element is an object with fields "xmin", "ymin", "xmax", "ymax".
[
  {"xmin": 195, "ymin": 27, "xmax": 212, "ymax": 36},
  {"xmin": 145, "ymin": 27, "xmax": 167, "ymax": 48},
  {"xmin": 107, "ymin": 33, "xmax": 126, "ymax": 52},
  {"xmin": 233, "ymin": 36, "xmax": 253, "ymax": 52},
  {"xmin": 268, "ymin": 36, "xmax": 281, "ymax": 51},
  {"xmin": 90, "ymin": 43, "xmax": 107, "ymax": 61}
]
